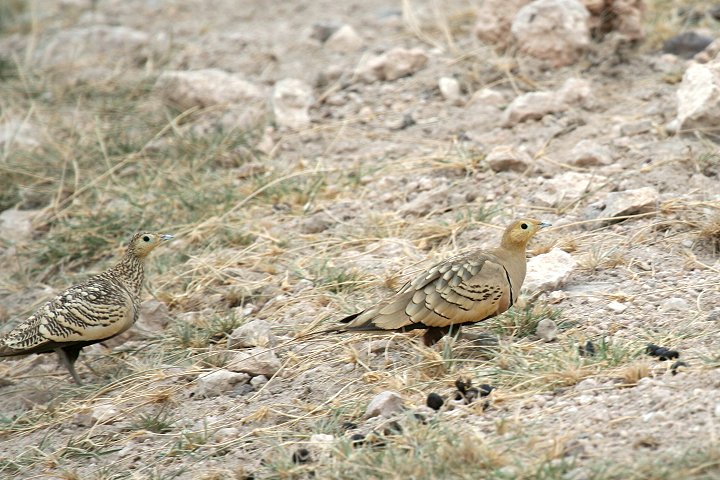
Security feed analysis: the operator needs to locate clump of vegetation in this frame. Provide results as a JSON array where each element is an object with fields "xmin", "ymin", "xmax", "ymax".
[{"xmin": 491, "ymin": 301, "xmax": 562, "ymax": 338}]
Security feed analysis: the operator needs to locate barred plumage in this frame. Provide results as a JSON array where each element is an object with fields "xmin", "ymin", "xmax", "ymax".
[
  {"xmin": 0, "ymin": 232, "xmax": 173, "ymax": 384},
  {"xmin": 338, "ymin": 219, "xmax": 550, "ymax": 345}
]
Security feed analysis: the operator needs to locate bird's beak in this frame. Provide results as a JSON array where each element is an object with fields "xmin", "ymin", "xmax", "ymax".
[
  {"xmin": 160, "ymin": 234, "xmax": 174, "ymax": 241},
  {"xmin": 538, "ymin": 222, "xmax": 552, "ymax": 228}
]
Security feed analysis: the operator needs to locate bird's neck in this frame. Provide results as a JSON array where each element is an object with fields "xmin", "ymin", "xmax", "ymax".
[
  {"xmin": 499, "ymin": 236, "xmax": 528, "ymax": 252},
  {"xmin": 493, "ymin": 243, "xmax": 528, "ymax": 281},
  {"xmin": 108, "ymin": 252, "xmax": 145, "ymax": 297}
]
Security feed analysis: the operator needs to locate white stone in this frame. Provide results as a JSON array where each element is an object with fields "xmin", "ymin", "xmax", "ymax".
[
  {"xmin": 271, "ymin": 78, "xmax": 314, "ymax": 130},
  {"xmin": 474, "ymin": 0, "xmax": 532, "ymax": 47},
  {"xmin": 325, "ymin": 24, "xmax": 364, "ymax": 52},
  {"xmin": 0, "ymin": 120, "xmax": 40, "ymax": 150},
  {"xmin": 38, "ymin": 25, "xmax": 150, "ymax": 67},
  {"xmin": 665, "ymin": 118, "xmax": 680, "ymax": 135},
  {"xmin": 659, "ymin": 297, "xmax": 689, "ymax": 312},
  {"xmin": 619, "ymin": 120, "xmax": 652, "ymax": 137},
  {"xmin": 558, "ymin": 78, "xmax": 593, "ymax": 106},
  {"xmin": 536, "ymin": 318, "xmax": 558, "ymax": 341},
  {"xmin": 365, "ymin": 391, "xmax": 404, "ymax": 418},
  {"xmin": 194, "ymin": 369, "xmax": 250, "ymax": 399},
  {"xmin": 154, "ymin": 69, "xmax": 265, "ymax": 110},
  {"xmin": 534, "ymin": 172, "xmax": 604, "ymax": 206},
  {"xmin": 309, "ymin": 433, "xmax": 335, "ymax": 451},
  {"xmin": 502, "ymin": 91, "xmax": 559, "ymax": 126},
  {"xmin": 470, "ymin": 88, "xmax": 506, "ymax": 107},
  {"xmin": 227, "ymin": 319, "xmax": 277, "ymax": 349},
  {"xmin": 0, "ymin": 209, "xmax": 37, "ymax": 244},
  {"xmin": 214, "ymin": 427, "xmax": 240, "ymax": 442},
  {"xmin": 503, "ymin": 78, "xmax": 591, "ymax": 126},
  {"xmin": 607, "ymin": 301, "xmax": 627, "ymax": 314},
  {"xmin": 486, "ymin": 145, "xmax": 532, "ymax": 172},
  {"xmin": 570, "ymin": 139, "xmax": 613, "ymax": 166},
  {"xmin": 116, "ymin": 440, "xmax": 144, "ymax": 457},
  {"xmin": 575, "ymin": 378, "xmax": 598, "ymax": 391},
  {"xmin": 91, "ymin": 404, "xmax": 120, "ymax": 423},
  {"xmin": 714, "ymin": 403, "xmax": 720, "ymax": 417},
  {"xmin": 547, "ymin": 290, "xmax": 567, "ymax": 303},
  {"xmin": 300, "ymin": 211, "xmax": 334, "ymax": 234},
  {"xmin": 599, "ymin": 187, "xmax": 659, "ymax": 221},
  {"xmin": 136, "ymin": 299, "xmax": 171, "ymax": 332},
  {"xmin": 356, "ymin": 47, "xmax": 428, "ymax": 82},
  {"xmin": 511, "ymin": 0, "xmax": 591, "ymax": 67},
  {"xmin": 675, "ymin": 62, "xmax": 720, "ymax": 131},
  {"xmin": 524, "ymin": 248, "xmax": 577, "ymax": 292},
  {"xmin": 250, "ymin": 374, "xmax": 268, "ymax": 387},
  {"xmin": 438, "ymin": 77, "xmax": 462, "ymax": 103},
  {"xmin": 226, "ymin": 347, "xmax": 281, "ymax": 377}
]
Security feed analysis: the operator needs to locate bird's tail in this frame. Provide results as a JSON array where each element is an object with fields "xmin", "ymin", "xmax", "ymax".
[
  {"xmin": 337, "ymin": 310, "xmax": 391, "ymax": 332},
  {"xmin": 296, "ymin": 310, "xmax": 389, "ymax": 341}
]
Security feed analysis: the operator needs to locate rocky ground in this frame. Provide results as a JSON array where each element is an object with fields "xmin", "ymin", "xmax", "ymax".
[{"xmin": 1, "ymin": 0, "xmax": 720, "ymax": 478}]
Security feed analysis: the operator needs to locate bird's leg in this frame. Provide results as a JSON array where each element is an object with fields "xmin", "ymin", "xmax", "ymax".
[
  {"xmin": 423, "ymin": 325, "xmax": 461, "ymax": 346},
  {"xmin": 447, "ymin": 324, "xmax": 462, "ymax": 342},
  {"xmin": 55, "ymin": 346, "xmax": 83, "ymax": 385}
]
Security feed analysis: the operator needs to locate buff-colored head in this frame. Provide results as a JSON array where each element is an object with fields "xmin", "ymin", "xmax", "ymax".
[
  {"xmin": 127, "ymin": 232, "xmax": 174, "ymax": 258},
  {"xmin": 500, "ymin": 219, "xmax": 551, "ymax": 250}
]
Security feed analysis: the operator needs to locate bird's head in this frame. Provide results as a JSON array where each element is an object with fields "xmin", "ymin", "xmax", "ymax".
[
  {"xmin": 500, "ymin": 218, "xmax": 551, "ymax": 250},
  {"xmin": 127, "ymin": 232, "xmax": 174, "ymax": 258}
]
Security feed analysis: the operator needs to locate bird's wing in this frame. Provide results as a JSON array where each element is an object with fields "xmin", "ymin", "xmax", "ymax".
[
  {"xmin": 0, "ymin": 277, "xmax": 135, "ymax": 356},
  {"xmin": 342, "ymin": 252, "xmax": 513, "ymax": 331}
]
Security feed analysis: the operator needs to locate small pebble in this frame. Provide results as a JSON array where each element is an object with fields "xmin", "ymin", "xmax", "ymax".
[
  {"xmin": 607, "ymin": 301, "xmax": 627, "ymax": 314},
  {"xmin": 659, "ymin": 297, "xmax": 689, "ymax": 312},
  {"xmin": 438, "ymin": 76, "xmax": 461, "ymax": 103},
  {"xmin": 662, "ymin": 31, "xmax": 713, "ymax": 59},
  {"xmin": 426, "ymin": 392, "xmax": 444, "ymax": 411},
  {"xmin": 536, "ymin": 318, "xmax": 558, "ymax": 341}
]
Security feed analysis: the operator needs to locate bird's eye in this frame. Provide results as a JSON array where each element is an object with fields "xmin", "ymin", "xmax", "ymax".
[
  {"xmin": 143, "ymin": 235, "xmax": 150, "ymax": 242},
  {"xmin": 521, "ymin": 223, "xmax": 528, "ymax": 230}
]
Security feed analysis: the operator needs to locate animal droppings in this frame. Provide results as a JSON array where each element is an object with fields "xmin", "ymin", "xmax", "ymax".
[
  {"xmin": 646, "ymin": 343, "xmax": 680, "ymax": 361},
  {"xmin": 427, "ymin": 392, "xmax": 444, "ymax": 410}
]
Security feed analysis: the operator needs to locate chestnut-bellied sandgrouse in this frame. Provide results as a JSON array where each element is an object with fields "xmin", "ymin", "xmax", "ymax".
[
  {"xmin": 0, "ymin": 232, "xmax": 173, "ymax": 384},
  {"xmin": 337, "ymin": 219, "xmax": 550, "ymax": 345}
]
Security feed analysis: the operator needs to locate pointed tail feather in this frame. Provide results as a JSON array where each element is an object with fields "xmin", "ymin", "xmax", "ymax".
[
  {"xmin": 338, "ymin": 310, "xmax": 391, "ymax": 332},
  {"xmin": 339, "ymin": 311, "xmax": 363, "ymax": 324}
]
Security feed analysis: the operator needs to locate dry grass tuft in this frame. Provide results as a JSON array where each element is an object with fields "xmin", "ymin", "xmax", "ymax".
[
  {"xmin": 698, "ymin": 215, "xmax": 720, "ymax": 252},
  {"xmin": 619, "ymin": 362, "xmax": 651, "ymax": 386}
]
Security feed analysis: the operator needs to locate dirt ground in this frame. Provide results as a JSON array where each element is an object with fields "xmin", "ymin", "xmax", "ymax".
[{"xmin": 1, "ymin": 0, "xmax": 720, "ymax": 479}]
